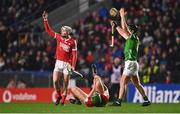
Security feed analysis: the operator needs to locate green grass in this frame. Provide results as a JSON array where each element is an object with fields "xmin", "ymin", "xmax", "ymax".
[{"xmin": 0, "ymin": 103, "xmax": 180, "ymax": 113}]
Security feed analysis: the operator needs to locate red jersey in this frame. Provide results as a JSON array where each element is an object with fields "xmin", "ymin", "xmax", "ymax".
[
  {"xmin": 43, "ymin": 19, "xmax": 77, "ymax": 68},
  {"xmin": 54, "ymin": 34, "xmax": 77, "ymax": 63}
]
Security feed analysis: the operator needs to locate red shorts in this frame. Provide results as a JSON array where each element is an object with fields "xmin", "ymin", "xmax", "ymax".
[
  {"xmin": 85, "ymin": 97, "xmax": 93, "ymax": 107},
  {"xmin": 84, "ymin": 94, "xmax": 109, "ymax": 107},
  {"xmin": 100, "ymin": 94, "xmax": 109, "ymax": 104}
]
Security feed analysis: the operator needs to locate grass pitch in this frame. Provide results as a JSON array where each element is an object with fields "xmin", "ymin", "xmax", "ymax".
[{"xmin": 0, "ymin": 102, "xmax": 180, "ymax": 113}]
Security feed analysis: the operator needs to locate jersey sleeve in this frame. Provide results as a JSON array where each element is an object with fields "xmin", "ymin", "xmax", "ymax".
[
  {"xmin": 71, "ymin": 39, "xmax": 77, "ymax": 69},
  {"xmin": 43, "ymin": 19, "xmax": 57, "ymax": 39},
  {"xmin": 72, "ymin": 40, "xmax": 77, "ymax": 51}
]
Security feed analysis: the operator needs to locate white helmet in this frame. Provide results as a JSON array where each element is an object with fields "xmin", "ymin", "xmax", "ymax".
[{"xmin": 62, "ymin": 25, "xmax": 73, "ymax": 34}]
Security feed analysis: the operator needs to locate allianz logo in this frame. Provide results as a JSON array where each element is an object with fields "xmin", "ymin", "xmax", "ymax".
[{"xmin": 133, "ymin": 86, "xmax": 180, "ymax": 103}]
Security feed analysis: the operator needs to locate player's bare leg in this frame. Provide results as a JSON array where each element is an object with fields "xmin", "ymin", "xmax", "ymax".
[
  {"xmin": 119, "ymin": 77, "xmax": 127, "ymax": 99},
  {"xmin": 53, "ymin": 71, "xmax": 62, "ymax": 105},
  {"xmin": 94, "ymin": 76, "xmax": 104, "ymax": 93},
  {"xmin": 131, "ymin": 76, "xmax": 146, "ymax": 96},
  {"xmin": 131, "ymin": 76, "xmax": 151, "ymax": 106},
  {"xmin": 60, "ymin": 74, "xmax": 70, "ymax": 105},
  {"xmin": 118, "ymin": 75, "xmax": 130, "ymax": 104},
  {"xmin": 92, "ymin": 64, "xmax": 105, "ymax": 94},
  {"xmin": 110, "ymin": 75, "xmax": 130, "ymax": 106},
  {"xmin": 70, "ymin": 87, "xmax": 87, "ymax": 103}
]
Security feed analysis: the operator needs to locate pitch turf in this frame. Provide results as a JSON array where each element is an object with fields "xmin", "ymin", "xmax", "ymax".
[{"xmin": 0, "ymin": 103, "xmax": 180, "ymax": 113}]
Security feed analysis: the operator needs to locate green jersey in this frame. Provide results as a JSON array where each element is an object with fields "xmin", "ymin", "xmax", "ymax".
[{"xmin": 124, "ymin": 33, "xmax": 140, "ymax": 61}]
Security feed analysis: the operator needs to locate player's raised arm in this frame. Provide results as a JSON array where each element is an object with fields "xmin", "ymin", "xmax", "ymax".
[
  {"xmin": 42, "ymin": 11, "xmax": 56, "ymax": 38},
  {"xmin": 119, "ymin": 8, "xmax": 131, "ymax": 35},
  {"xmin": 111, "ymin": 21, "xmax": 130, "ymax": 40}
]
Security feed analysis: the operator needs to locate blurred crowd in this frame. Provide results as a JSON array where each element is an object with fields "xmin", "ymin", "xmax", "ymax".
[
  {"xmin": 0, "ymin": 0, "xmax": 180, "ymax": 90},
  {"xmin": 6, "ymin": 78, "xmax": 27, "ymax": 89},
  {"xmin": 73, "ymin": 0, "xmax": 180, "ymax": 85},
  {"xmin": 0, "ymin": 0, "xmax": 67, "ymax": 71}
]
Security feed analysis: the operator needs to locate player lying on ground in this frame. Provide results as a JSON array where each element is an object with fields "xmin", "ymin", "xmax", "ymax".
[
  {"xmin": 110, "ymin": 8, "xmax": 151, "ymax": 106},
  {"xmin": 69, "ymin": 64, "xmax": 109, "ymax": 107},
  {"xmin": 42, "ymin": 11, "xmax": 77, "ymax": 105}
]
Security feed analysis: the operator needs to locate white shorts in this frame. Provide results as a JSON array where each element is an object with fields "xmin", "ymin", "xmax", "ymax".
[
  {"xmin": 122, "ymin": 60, "xmax": 139, "ymax": 76},
  {"xmin": 54, "ymin": 60, "xmax": 72, "ymax": 75}
]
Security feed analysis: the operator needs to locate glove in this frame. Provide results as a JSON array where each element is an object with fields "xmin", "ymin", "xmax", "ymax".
[
  {"xmin": 111, "ymin": 21, "xmax": 118, "ymax": 28},
  {"xmin": 91, "ymin": 64, "xmax": 97, "ymax": 74}
]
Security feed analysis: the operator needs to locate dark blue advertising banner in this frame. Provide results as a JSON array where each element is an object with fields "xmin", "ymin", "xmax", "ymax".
[{"xmin": 127, "ymin": 84, "xmax": 180, "ymax": 103}]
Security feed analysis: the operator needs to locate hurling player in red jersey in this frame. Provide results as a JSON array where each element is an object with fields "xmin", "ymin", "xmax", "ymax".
[{"xmin": 42, "ymin": 11, "xmax": 77, "ymax": 105}]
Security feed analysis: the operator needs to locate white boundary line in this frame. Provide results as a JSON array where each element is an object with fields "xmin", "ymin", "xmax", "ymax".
[{"xmin": 0, "ymin": 112, "xmax": 179, "ymax": 114}]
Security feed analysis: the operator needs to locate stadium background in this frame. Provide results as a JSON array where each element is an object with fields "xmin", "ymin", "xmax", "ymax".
[{"xmin": 0, "ymin": 0, "xmax": 180, "ymax": 113}]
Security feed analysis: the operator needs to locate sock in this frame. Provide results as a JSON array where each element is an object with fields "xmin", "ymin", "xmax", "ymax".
[
  {"xmin": 56, "ymin": 90, "xmax": 61, "ymax": 98},
  {"xmin": 61, "ymin": 95, "xmax": 67, "ymax": 103},
  {"xmin": 143, "ymin": 96, "xmax": 149, "ymax": 101}
]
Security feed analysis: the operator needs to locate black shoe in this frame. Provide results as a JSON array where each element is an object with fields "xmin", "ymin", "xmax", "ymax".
[
  {"xmin": 69, "ymin": 99, "xmax": 76, "ymax": 104},
  {"xmin": 142, "ymin": 101, "xmax": 151, "ymax": 106},
  {"xmin": 109, "ymin": 100, "xmax": 121, "ymax": 106},
  {"xmin": 69, "ymin": 99, "xmax": 82, "ymax": 105},
  {"xmin": 75, "ymin": 99, "xmax": 82, "ymax": 105},
  {"xmin": 54, "ymin": 96, "xmax": 62, "ymax": 106}
]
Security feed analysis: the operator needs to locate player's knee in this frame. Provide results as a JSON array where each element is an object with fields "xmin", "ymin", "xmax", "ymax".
[
  {"xmin": 70, "ymin": 87, "xmax": 76, "ymax": 93},
  {"xmin": 53, "ymin": 79, "xmax": 58, "ymax": 84},
  {"xmin": 64, "ymin": 75, "xmax": 69, "ymax": 81},
  {"xmin": 53, "ymin": 75, "xmax": 59, "ymax": 83},
  {"xmin": 53, "ymin": 80, "xmax": 60, "ymax": 88},
  {"xmin": 64, "ymin": 79, "xmax": 69, "ymax": 84}
]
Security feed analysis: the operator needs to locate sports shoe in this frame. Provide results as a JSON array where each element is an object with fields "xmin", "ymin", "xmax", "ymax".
[
  {"xmin": 54, "ymin": 96, "xmax": 62, "ymax": 106},
  {"xmin": 142, "ymin": 101, "xmax": 151, "ymax": 106},
  {"xmin": 69, "ymin": 99, "xmax": 76, "ymax": 104},
  {"xmin": 69, "ymin": 99, "xmax": 82, "ymax": 105},
  {"xmin": 109, "ymin": 100, "xmax": 121, "ymax": 106},
  {"xmin": 75, "ymin": 99, "xmax": 82, "ymax": 105}
]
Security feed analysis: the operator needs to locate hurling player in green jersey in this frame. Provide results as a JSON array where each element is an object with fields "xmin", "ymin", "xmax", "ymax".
[{"xmin": 110, "ymin": 8, "xmax": 150, "ymax": 107}]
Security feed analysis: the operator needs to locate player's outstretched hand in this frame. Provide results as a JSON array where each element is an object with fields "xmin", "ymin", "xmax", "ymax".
[
  {"xmin": 111, "ymin": 21, "xmax": 118, "ymax": 28},
  {"xmin": 42, "ymin": 11, "xmax": 48, "ymax": 19},
  {"xmin": 119, "ymin": 8, "xmax": 127, "ymax": 17},
  {"xmin": 91, "ymin": 64, "xmax": 97, "ymax": 74}
]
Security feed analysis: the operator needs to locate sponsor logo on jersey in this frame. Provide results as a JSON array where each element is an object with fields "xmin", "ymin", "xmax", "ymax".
[{"xmin": 60, "ymin": 42, "xmax": 70, "ymax": 52}]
